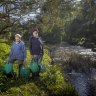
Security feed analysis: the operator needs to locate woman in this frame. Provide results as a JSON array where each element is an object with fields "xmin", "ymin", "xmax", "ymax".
[
  {"xmin": 29, "ymin": 28, "xmax": 44, "ymax": 77},
  {"xmin": 8, "ymin": 34, "xmax": 26, "ymax": 77}
]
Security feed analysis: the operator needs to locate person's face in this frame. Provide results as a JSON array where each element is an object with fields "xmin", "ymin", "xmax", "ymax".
[
  {"xmin": 33, "ymin": 31, "xmax": 38, "ymax": 38},
  {"xmin": 15, "ymin": 36, "xmax": 20, "ymax": 42}
]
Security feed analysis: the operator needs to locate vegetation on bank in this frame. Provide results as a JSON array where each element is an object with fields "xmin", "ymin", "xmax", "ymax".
[
  {"xmin": 0, "ymin": 39, "xmax": 10, "ymax": 65},
  {"xmin": 0, "ymin": 39, "xmax": 77, "ymax": 96}
]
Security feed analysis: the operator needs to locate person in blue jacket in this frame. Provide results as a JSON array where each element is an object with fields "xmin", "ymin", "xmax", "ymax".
[
  {"xmin": 29, "ymin": 28, "xmax": 44, "ymax": 67},
  {"xmin": 8, "ymin": 34, "xmax": 26, "ymax": 77}
]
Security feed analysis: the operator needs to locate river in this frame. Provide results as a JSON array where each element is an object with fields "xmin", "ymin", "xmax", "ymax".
[{"xmin": 50, "ymin": 42, "xmax": 96, "ymax": 96}]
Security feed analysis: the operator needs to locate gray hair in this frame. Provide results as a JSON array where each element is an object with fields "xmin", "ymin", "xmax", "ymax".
[{"xmin": 15, "ymin": 34, "xmax": 22, "ymax": 39}]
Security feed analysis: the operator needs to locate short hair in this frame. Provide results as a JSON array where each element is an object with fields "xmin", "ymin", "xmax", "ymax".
[
  {"xmin": 32, "ymin": 28, "xmax": 39, "ymax": 33},
  {"xmin": 15, "ymin": 34, "xmax": 22, "ymax": 39}
]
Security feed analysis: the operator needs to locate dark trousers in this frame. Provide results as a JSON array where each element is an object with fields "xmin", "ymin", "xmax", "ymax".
[{"xmin": 8, "ymin": 59, "xmax": 24, "ymax": 77}]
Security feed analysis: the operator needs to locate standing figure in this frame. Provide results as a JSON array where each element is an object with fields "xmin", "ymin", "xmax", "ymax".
[
  {"xmin": 29, "ymin": 28, "xmax": 44, "ymax": 76},
  {"xmin": 9, "ymin": 34, "xmax": 26, "ymax": 77}
]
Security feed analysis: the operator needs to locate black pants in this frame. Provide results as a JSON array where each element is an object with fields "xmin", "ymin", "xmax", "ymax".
[{"xmin": 8, "ymin": 59, "xmax": 24, "ymax": 77}]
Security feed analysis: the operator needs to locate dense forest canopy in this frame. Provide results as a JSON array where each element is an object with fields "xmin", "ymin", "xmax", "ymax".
[
  {"xmin": 0, "ymin": 0, "xmax": 96, "ymax": 47},
  {"xmin": 40, "ymin": 0, "xmax": 96, "ymax": 45}
]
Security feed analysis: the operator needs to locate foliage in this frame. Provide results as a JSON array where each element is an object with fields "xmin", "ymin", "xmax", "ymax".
[
  {"xmin": 0, "ymin": 46, "xmax": 76, "ymax": 96},
  {"xmin": 42, "ymin": 49, "xmax": 51, "ymax": 65},
  {"xmin": 0, "ymin": 39, "xmax": 10, "ymax": 65},
  {"xmin": 0, "ymin": 69, "xmax": 7, "ymax": 92},
  {"xmin": 39, "ymin": 0, "xmax": 96, "ymax": 46},
  {"xmin": 40, "ymin": 65, "xmax": 76, "ymax": 96},
  {"xmin": 1, "ymin": 81, "xmax": 48, "ymax": 96},
  {"xmin": 0, "ymin": 0, "xmax": 43, "ymax": 40},
  {"xmin": 1, "ymin": 0, "xmax": 96, "ymax": 46}
]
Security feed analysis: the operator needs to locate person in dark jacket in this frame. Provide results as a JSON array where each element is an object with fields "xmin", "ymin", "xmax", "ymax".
[
  {"xmin": 8, "ymin": 34, "xmax": 26, "ymax": 77},
  {"xmin": 29, "ymin": 28, "xmax": 44, "ymax": 64}
]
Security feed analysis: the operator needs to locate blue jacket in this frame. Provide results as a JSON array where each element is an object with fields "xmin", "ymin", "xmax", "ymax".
[
  {"xmin": 9, "ymin": 41, "xmax": 26, "ymax": 60},
  {"xmin": 29, "ymin": 36, "xmax": 43, "ymax": 55}
]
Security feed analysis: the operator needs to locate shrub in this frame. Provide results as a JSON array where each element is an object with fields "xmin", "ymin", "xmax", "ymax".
[
  {"xmin": 42, "ymin": 49, "xmax": 51, "ymax": 65},
  {"xmin": 40, "ymin": 65, "xmax": 76, "ymax": 96},
  {"xmin": 0, "ymin": 39, "xmax": 10, "ymax": 65},
  {"xmin": 5, "ymin": 82, "xmax": 48, "ymax": 96},
  {"xmin": 0, "ymin": 67, "xmax": 7, "ymax": 92}
]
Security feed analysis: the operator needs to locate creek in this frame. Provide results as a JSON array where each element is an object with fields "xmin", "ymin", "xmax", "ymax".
[{"xmin": 51, "ymin": 42, "xmax": 96, "ymax": 96}]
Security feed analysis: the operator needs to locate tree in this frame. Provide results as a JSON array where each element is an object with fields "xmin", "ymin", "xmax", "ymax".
[{"xmin": 0, "ymin": 0, "xmax": 43, "ymax": 40}]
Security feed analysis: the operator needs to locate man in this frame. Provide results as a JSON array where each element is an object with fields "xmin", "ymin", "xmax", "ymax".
[
  {"xmin": 9, "ymin": 34, "xmax": 26, "ymax": 77},
  {"xmin": 29, "ymin": 28, "xmax": 44, "ymax": 76}
]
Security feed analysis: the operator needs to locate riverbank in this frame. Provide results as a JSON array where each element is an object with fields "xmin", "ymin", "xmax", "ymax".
[{"xmin": 0, "ymin": 40, "xmax": 77, "ymax": 96}]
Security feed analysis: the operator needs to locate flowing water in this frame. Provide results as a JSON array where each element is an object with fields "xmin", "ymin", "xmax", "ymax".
[
  {"xmin": 67, "ymin": 71, "xmax": 90, "ymax": 96},
  {"xmin": 51, "ymin": 43, "xmax": 96, "ymax": 96},
  {"xmin": 67, "ymin": 69, "xmax": 96, "ymax": 96}
]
